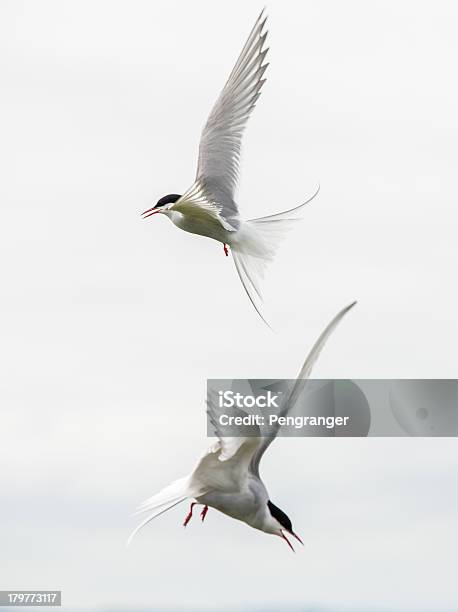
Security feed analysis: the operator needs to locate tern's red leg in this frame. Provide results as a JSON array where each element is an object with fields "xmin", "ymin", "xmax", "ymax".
[
  {"xmin": 183, "ymin": 502, "xmax": 196, "ymax": 527},
  {"xmin": 200, "ymin": 505, "xmax": 209, "ymax": 522},
  {"xmin": 223, "ymin": 243, "xmax": 229, "ymax": 257}
]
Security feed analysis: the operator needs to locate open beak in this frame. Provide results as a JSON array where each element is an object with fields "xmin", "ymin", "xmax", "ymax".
[
  {"xmin": 279, "ymin": 530, "xmax": 304, "ymax": 552},
  {"xmin": 289, "ymin": 530, "xmax": 304, "ymax": 546},
  {"xmin": 141, "ymin": 207, "xmax": 161, "ymax": 219}
]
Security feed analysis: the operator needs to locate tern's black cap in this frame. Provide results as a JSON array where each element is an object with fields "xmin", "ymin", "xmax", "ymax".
[
  {"xmin": 267, "ymin": 500, "xmax": 292, "ymax": 531},
  {"xmin": 155, "ymin": 193, "xmax": 181, "ymax": 208}
]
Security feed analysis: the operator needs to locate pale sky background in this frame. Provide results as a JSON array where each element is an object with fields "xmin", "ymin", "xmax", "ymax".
[{"xmin": 1, "ymin": 0, "xmax": 458, "ymax": 610}]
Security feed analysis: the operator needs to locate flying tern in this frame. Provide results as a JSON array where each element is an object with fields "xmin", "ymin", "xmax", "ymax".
[
  {"xmin": 129, "ymin": 301, "xmax": 356, "ymax": 551},
  {"xmin": 142, "ymin": 11, "xmax": 319, "ymax": 325}
]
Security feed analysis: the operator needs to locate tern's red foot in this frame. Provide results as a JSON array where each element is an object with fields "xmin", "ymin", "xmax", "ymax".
[
  {"xmin": 183, "ymin": 502, "xmax": 196, "ymax": 527},
  {"xmin": 223, "ymin": 243, "xmax": 229, "ymax": 257},
  {"xmin": 200, "ymin": 505, "xmax": 209, "ymax": 522}
]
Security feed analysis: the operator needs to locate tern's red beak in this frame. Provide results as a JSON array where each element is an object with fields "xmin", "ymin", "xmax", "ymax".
[
  {"xmin": 289, "ymin": 530, "xmax": 304, "ymax": 546},
  {"xmin": 280, "ymin": 530, "xmax": 304, "ymax": 552},
  {"xmin": 141, "ymin": 207, "xmax": 162, "ymax": 219}
]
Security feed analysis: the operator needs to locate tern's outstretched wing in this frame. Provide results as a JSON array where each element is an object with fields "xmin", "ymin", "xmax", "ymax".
[
  {"xmin": 206, "ymin": 390, "xmax": 263, "ymax": 462},
  {"xmin": 250, "ymin": 301, "xmax": 357, "ymax": 477},
  {"xmin": 172, "ymin": 11, "xmax": 269, "ymax": 229},
  {"xmin": 183, "ymin": 392, "xmax": 264, "ymax": 495}
]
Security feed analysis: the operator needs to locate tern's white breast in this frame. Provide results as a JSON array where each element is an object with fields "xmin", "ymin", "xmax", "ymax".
[{"xmin": 167, "ymin": 210, "xmax": 234, "ymax": 245}]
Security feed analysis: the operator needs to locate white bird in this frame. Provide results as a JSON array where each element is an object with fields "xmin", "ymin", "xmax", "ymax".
[
  {"xmin": 128, "ymin": 301, "xmax": 356, "ymax": 551},
  {"xmin": 142, "ymin": 11, "xmax": 319, "ymax": 325}
]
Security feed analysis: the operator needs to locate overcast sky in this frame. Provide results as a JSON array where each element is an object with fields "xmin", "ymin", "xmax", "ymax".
[{"xmin": 1, "ymin": 0, "xmax": 458, "ymax": 610}]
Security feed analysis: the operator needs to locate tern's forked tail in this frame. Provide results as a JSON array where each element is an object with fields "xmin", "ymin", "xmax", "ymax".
[
  {"xmin": 127, "ymin": 476, "xmax": 190, "ymax": 546},
  {"xmin": 231, "ymin": 187, "xmax": 320, "ymax": 327}
]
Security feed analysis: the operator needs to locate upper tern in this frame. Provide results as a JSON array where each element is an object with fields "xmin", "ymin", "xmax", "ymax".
[
  {"xmin": 129, "ymin": 301, "xmax": 356, "ymax": 550},
  {"xmin": 142, "ymin": 11, "xmax": 319, "ymax": 325}
]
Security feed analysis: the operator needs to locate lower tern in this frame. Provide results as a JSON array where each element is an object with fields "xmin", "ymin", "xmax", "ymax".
[
  {"xmin": 142, "ymin": 11, "xmax": 318, "ymax": 325},
  {"xmin": 129, "ymin": 301, "xmax": 356, "ymax": 550}
]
